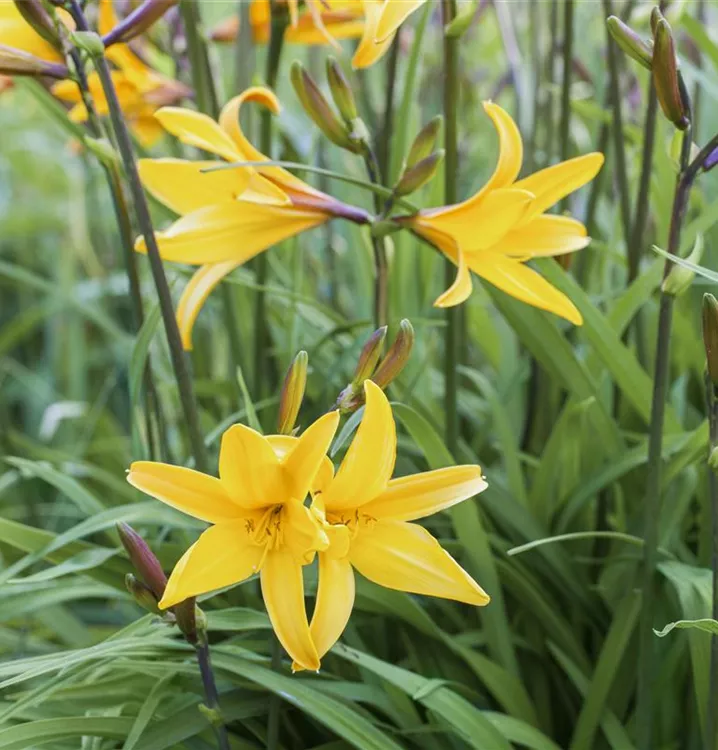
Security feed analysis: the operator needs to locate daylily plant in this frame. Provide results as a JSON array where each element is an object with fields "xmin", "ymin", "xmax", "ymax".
[
  {"xmin": 136, "ymin": 86, "xmax": 369, "ymax": 349},
  {"xmin": 400, "ymin": 102, "xmax": 604, "ymax": 323},
  {"xmin": 127, "ymin": 379, "xmax": 489, "ymax": 671}
]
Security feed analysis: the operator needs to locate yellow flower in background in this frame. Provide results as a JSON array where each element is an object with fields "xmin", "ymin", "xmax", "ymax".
[
  {"xmin": 299, "ymin": 380, "xmax": 489, "ymax": 667},
  {"xmin": 401, "ymin": 102, "xmax": 603, "ymax": 323},
  {"xmin": 136, "ymin": 86, "xmax": 369, "ymax": 349},
  {"xmin": 127, "ymin": 411, "xmax": 340, "ymax": 672},
  {"xmin": 351, "ymin": 0, "xmax": 425, "ymax": 69},
  {"xmin": 0, "ymin": 1, "xmax": 69, "ymax": 63},
  {"xmin": 51, "ymin": 0, "xmax": 188, "ymax": 146}
]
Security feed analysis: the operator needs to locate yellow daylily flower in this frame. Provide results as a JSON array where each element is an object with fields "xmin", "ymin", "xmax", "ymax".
[
  {"xmin": 400, "ymin": 102, "xmax": 604, "ymax": 324},
  {"xmin": 135, "ymin": 86, "xmax": 370, "ymax": 349},
  {"xmin": 299, "ymin": 380, "xmax": 489, "ymax": 667},
  {"xmin": 127, "ymin": 411, "xmax": 341, "ymax": 672},
  {"xmin": 351, "ymin": 0, "xmax": 426, "ymax": 69},
  {"xmin": 51, "ymin": 0, "xmax": 188, "ymax": 146},
  {"xmin": 0, "ymin": 1, "xmax": 70, "ymax": 63}
]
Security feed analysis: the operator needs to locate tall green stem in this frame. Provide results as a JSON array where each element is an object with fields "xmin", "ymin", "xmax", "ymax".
[
  {"xmin": 558, "ymin": 0, "xmax": 574, "ymax": 169},
  {"xmin": 363, "ymin": 149, "xmax": 388, "ymax": 327},
  {"xmin": 705, "ymin": 372, "xmax": 718, "ymax": 750},
  {"xmin": 441, "ymin": 0, "xmax": 459, "ymax": 456}
]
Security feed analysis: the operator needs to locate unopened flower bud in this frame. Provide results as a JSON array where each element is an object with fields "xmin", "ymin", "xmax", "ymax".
[
  {"xmin": 703, "ymin": 294, "xmax": 718, "ymax": 388},
  {"xmin": 395, "ymin": 150, "xmax": 444, "ymax": 197},
  {"xmin": 652, "ymin": 19, "xmax": 689, "ymax": 130},
  {"xmin": 650, "ymin": 6, "xmax": 663, "ymax": 36},
  {"xmin": 661, "ymin": 234, "xmax": 703, "ymax": 297},
  {"xmin": 278, "ymin": 350, "xmax": 308, "ymax": 435},
  {"xmin": 0, "ymin": 45, "xmax": 67, "ymax": 78},
  {"xmin": 353, "ymin": 326, "xmax": 387, "ymax": 386},
  {"xmin": 444, "ymin": 0, "xmax": 477, "ymax": 38},
  {"xmin": 126, "ymin": 573, "xmax": 162, "ymax": 614},
  {"xmin": 71, "ymin": 31, "xmax": 106, "ymax": 58},
  {"xmin": 102, "ymin": 0, "xmax": 179, "ymax": 47},
  {"xmin": 117, "ymin": 522, "xmax": 167, "ymax": 600},
  {"xmin": 174, "ymin": 598, "xmax": 198, "ymax": 644},
  {"xmin": 606, "ymin": 16, "xmax": 653, "ymax": 70},
  {"xmin": 326, "ymin": 56, "xmax": 357, "ymax": 122},
  {"xmin": 406, "ymin": 116, "xmax": 442, "ymax": 168},
  {"xmin": 290, "ymin": 61, "xmax": 359, "ymax": 153},
  {"xmin": 13, "ymin": 0, "xmax": 61, "ymax": 49},
  {"xmin": 372, "ymin": 319, "xmax": 414, "ymax": 389}
]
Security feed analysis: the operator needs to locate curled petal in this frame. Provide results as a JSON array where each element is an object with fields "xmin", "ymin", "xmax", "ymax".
[
  {"xmin": 374, "ymin": 0, "xmax": 425, "ymax": 42},
  {"xmin": 434, "ymin": 248, "xmax": 472, "ymax": 308},
  {"xmin": 322, "ymin": 381, "xmax": 396, "ymax": 512},
  {"xmin": 261, "ymin": 549, "xmax": 320, "ymax": 671},
  {"xmin": 499, "ymin": 215, "xmax": 590, "ymax": 259},
  {"xmin": 154, "ymin": 106, "xmax": 241, "ymax": 162},
  {"xmin": 352, "ymin": 0, "xmax": 396, "ymax": 69},
  {"xmin": 159, "ymin": 520, "xmax": 263, "ymax": 608},
  {"xmin": 469, "ymin": 254, "xmax": 583, "ymax": 325},
  {"xmin": 177, "ymin": 262, "xmax": 240, "ymax": 351},
  {"xmin": 361, "ymin": 466, "xmax": 488, "ymax": 522},
  {"xmin": 350, "ymin": 520, "xmax": 490, "ymax": 605},
  {"xmin": 127, "ymin": 461, "xmax": 239, "ymax": 523}
]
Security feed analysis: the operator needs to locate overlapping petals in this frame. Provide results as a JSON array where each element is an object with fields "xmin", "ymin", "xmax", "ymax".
[
  {"xmin": 136, "ymin": 86, "xmax": 369, "ymax": 349},
  {"xmin": 402, "ymin": 102, "xmax": 604, "ymax": 324},
  {"xmin": 127, "ymin": 410, "xmax": 340, "ymax": 671}
]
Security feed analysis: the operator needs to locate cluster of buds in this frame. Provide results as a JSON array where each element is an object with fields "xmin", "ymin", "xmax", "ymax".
[
  {"xmin": 394, "ymin": 117, "xmax": 444, "ymax": 198},
  {"xmin": 117, "ymin": 522, "xmax": 204, "ymax": 644},
  {"xmin": 336, "ymin": 319, "xmax": 414, "ymax": 412},
  {"xmin": 291, "ymin": 57, "xmax": 370, "ymax": 155},
  {"xmin": 607, "ymin": 7, "xmax": 690, "ymax": 130}
]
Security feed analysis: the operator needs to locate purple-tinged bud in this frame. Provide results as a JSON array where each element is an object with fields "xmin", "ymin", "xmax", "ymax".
[
  {"xmin": 126, "ymin": 573, "xmax": 162, "ymax": 614},
  {"xmin": 703, "ymin": 293, "xmax": 718, "ymax": 388},
  {"xmin": 278, "ymin": 350, "xmax": 308, "ymax": 435},
  {"xmin": 650, "ymin": 6, "xmax": 663, "ymax": 36},
  {"xmin": 117, "ymin": 522, "xmax": 167, "ymax": 600},
  {"xmin": 174, "ymin": 598, "xmax": 199, "ymax": 644},
  {"xmin": 704, "ymin": 146, "xmax": 718, "ymax": 173},
  {"xmin": 395, "ymin": 150, "xmax": 444, "ymax": 197},
  {"xmin": 102, "ymin": 0, "xmax": 179, "ymax": 47},
  {"xmin": 326, "ymin": 56, "xmax": 357, "ymax": 122},
  {"xmin": 0, "ymin": 45, "xmax": 67, "ymax": 78},
  {"xmin": 353, "ymin": 326, "xmax": 387, "ymax": 385},
  {"xmin": 372, "ymin": 319, "xmax": 414, "ymax": 389},
  {"xmin": 13, "ymin": 0, "xmax": 61, "ymax": 49},
  {"xmin": 652, "ymin": 18, "xmax": 689, "ymax": 130},
  {"xmin": 406, "ymin": 116, "xmax": 443, "ymax": 168},
  {"xmin": 606, "ymin": 16, "xmax": 653, "ymax": 70}
]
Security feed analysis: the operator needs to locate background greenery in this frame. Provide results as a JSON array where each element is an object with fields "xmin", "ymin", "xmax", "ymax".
[{"xmin": 2, "ymin": 1, "xmax": 718, "ymax": 748}]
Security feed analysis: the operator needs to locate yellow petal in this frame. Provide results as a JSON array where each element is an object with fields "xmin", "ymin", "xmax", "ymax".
[
  {"xmin": 218, "ymin": 424, "xmax": 285, "ymax": 509},
  {"xmin": 241, "ymin": 171, "xmax": 292, "ymax": 205},
  {"xmin": 513, "ymin": 152, "xmax": 604, "ymax": 224},
  {"xmin": 282, "ymin": 497, "xmax": 329, "ymax": 563},
  {"xmin": 135, "ymin": 200, "xmax": 329, "ymax": 264},
  {"xmin": 294, "ymin": 553, "xmax": 354, "ymax": 670},
  {"xmin": 287, "ymin": 0, "xmax": 300, "ymax": 26},
  {"xmin": 434, "ymin": 248, "xmax": 472, "ymax": 308},
  {"xmin": 131, "ymin": 115, "xmax": 165, "ymax": 148},
  {"xmin": 321, "ymin": 380, "xmax": 395, "ymax": 512},
  {"xmin": 350, "ymin": 520, "xmax": 490, "ymax": 605},
  {"xmin": 0, "ymin": 2, "xmax": 63, "ymax": 62},
  {"xmin": 282, "ymin": 411, "xmax": 340, "ymax": 501},
  {"xmin": 154, "ymin": 106, "xmax": 241, "ymax": 162},
  {"xmin": 374, "ymin": 0, "xmax": 425, "ymax": 42},
  {"xmin": 360, "ymin": 466, "xmax": 488, "ymax": 522},
  {"xmin": 127, "ymin": 461, "xmax": 239, "ymax": 524},
  {"xmin": 469, "ymin": 254, "xmax": 583, "ymax": 325},
  {"xmin": 266, "ymin": 435, "xmax": 335, "ymax": 495},
  {"xmin": 480, "ymin": 102, "xmax": 524, "ymax": 193},
  {"xmin": 98, "ymin": 0, "xmax": 117, "ymax": 36},
  {"xmin": 499, "ymin": 215, "xmax": 590, "ymax": 258},
  {"xmin": 159, "ymin": 520, "xmax": 263, "ymax": 608},
  {"xmin": 177, "ymin": 261, "xmax": 240, "ymax": 351},
  {"xmin": 286, "ymin": 15, "xmax": 365, "ymax": 44},
  {"xmin": 352, "ymin": 0, "xmax": 396, "ymax": 69},
  {"xmin": 261, "ymin": 548, "xmax": 320, "ymax": 671}
]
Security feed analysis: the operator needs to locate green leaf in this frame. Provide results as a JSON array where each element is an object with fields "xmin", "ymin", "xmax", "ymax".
[{"xmin": 655, "ymin": 618, "xmax": 718, "ymax": 637}]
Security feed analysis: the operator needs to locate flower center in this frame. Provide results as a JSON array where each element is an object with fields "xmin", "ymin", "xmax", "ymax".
[
  {"xmin": 326, "ymin": 509, "xmax": 376, "ymax": 538},
  {"xmin": 245, "ymin": 505, "xmax": 285, "ymax": 568}
]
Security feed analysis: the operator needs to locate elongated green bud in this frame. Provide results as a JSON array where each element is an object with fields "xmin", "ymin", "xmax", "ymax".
[
  {"xmin": 278, "ymin": 350, "xmax": 308, "ymax": 435},
  {"xmin": 71, "ymin": 30, "xmax": 106, "ymax": 58},
  {"xmin": 373, "ymin": 319, "xmax": 414, "ymax": 389},
  {"xmin": 326, "ymin": 56, "xmax": 357, "ymax": 122},
  {"xmin": 650, "ymin": 6, "xmax": 663, "ymax": 36},
  {"xmin": 444, "ymin": 0, "xmax": 477, "ymax": 38},
  {"xmin": 353, "ymin": 326, "xmax": 387, "ymax": 386},
  {"xmin": 395, "ymin": 150, "xmax": 444, "ymax": 197},
  {"xmin": 126, "ymin": 574, "xmax": 162, "ymax": 614},
  {"xmin": 117, "ymin": 522, "xmax": 167, "ymax": 600},
  {"xmin": 0, "ymin": 45, "xmax": 67, "ymax": 78},
  {"xmin": 407, "ymin": 116, "xmax": 443, "ymax": 168},
  {"xmin": 662, "ymin": 234, "xmax": 703, "ymax": 297},
  {"xmin": 652, "ymin": 19, "xmax": 689, "ymax": 130},
  {"xmin": 606, "ymin": 16, "xmax": 652, "ymax": 70},
  {"xmin": 290, "ymin": 61, "xmax": 359, "ymax": 153},
  {"xmin": 703, "ymin": 294, "xmax": 718, "ymax": 388}
]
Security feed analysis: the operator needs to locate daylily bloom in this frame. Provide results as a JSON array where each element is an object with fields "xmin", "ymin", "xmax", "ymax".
[
  {"xmin": 136, "ymin": 86, "xmax": 370, "ymax": 349},
  {"xmin": 211, "ymin": 0, "xmax": 365, "ymax": 48},
  {"xmin": 302, "ymin": 380, "xmax": 489, "ymax": 666},
  {"xmin": 399, "ymin": 102, "xmax": 604, "ymax": 323},
  {"xmin": 51, "ymin": 0, "xmax": 188, "ymax": 146},
  {"xmin": 127, "ymin": 410, "xmax": 341, "ymax": 671}
]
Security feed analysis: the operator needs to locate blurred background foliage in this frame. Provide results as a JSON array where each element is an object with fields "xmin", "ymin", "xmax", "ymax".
[{"xmin": 2, "ymin": 0, "xmax": 718, "ymax": 748}]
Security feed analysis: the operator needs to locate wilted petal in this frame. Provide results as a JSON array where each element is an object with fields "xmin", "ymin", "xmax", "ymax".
[
  {"xmin": 261, "ymin": 548, "xmax": 320, "ymax": 671},
  {"xmin": 361, "ymin": 466, "xmax": 487, "ymax": 522},
  {"xmin": 127, "ymin": 461, "xmax": 239, "ymax": 523},
  {"xmin": 322, "ymin": 381, "xmax": 396, "ymax": 512},
  {"xmin": 159, "ymin": 519, "xmax": 263, "ymax": 608},
  {"xmin": 499, "ymin": 215, "xmax": 590, "ymax": 258},
  {"xmin": 350, "ymin": 520, "xmax": 490, "ymax": 605}
]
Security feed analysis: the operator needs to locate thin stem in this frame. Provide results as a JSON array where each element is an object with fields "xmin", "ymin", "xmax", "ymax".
[
  {"xmin": 441, "ymin": 0, "xmax": 459, "ymax": 457},
  {"xmin": 543, "ymin": 0, "xmax": 559, "ymax": 163},
  {"xmin": 87, "ymin": 44, "xmax": 209, "ymax": 473},
  {"xmin": 705, "ymin": 373, "xmax": 718, "ymax": 750},
  {"xmin": 196, "ymin": 639, "xmax": 231, "ymax": 750},
  {"xmin": 363, "ymin": 150, "xmax": 389, "ymax": 327},
  {"xmin": 377, "ymin": 31, "xmax": 401, "ymax": 182},
  {"xmin": 266, "ymin": 635, "xmax": 282, "ymax": 750},
  {"xmin": 559, "ymin": 0, "xmax": 574, "ymax": 168}
]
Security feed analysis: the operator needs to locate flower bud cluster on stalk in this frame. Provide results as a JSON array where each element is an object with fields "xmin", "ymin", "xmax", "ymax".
[{"xmin": 336, "ymin": 319, "xmax": 414, "ymax": 412}]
